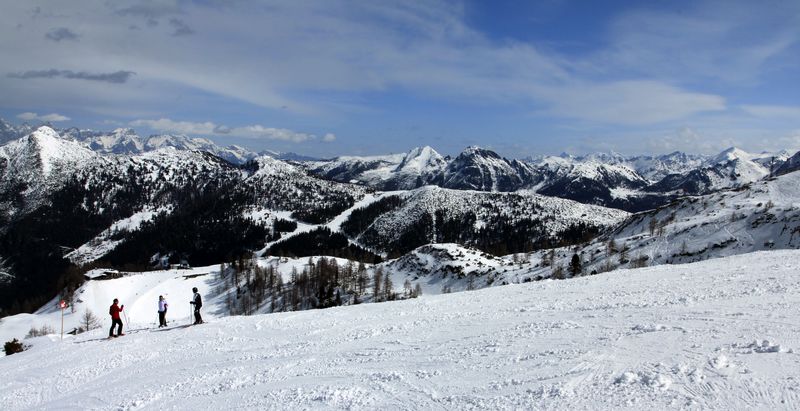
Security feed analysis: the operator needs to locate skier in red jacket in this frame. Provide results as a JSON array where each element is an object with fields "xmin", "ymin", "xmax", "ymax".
[{"xmin": 109, "ymin": 298, "xmax": 125, "ymax": 338}]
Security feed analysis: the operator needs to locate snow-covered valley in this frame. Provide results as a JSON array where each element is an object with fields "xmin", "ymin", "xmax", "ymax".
[{"xmin": 2, "ymin": 251, "xmax": 799, "ymax": 409}]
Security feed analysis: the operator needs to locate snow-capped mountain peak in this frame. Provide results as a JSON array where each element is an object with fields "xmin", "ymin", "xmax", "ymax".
[
  {"xmin": 14, "ymin": 126, "xmax": 96, "ymax": 176},
  {"xmin": 709, "ymin": 147, "xmax": 752, "ymax": 165},
  {"xmin": 0, "ymin": 126, "xmax": 98, "ymax": 217},
  {"xmin": 394, "ymin": 146, "xmax": 446, "ymax": 174}
]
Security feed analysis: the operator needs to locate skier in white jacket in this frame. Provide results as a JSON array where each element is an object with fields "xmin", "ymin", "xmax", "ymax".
[{"xmin": 158, "ymin": 295, "xmax": 168, "ymax": 327}]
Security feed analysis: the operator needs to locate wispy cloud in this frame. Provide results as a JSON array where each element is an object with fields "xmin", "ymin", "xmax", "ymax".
[
  {"xmin": 130, "ymin": 118, "xmax": 329, "ymax": 143},
  {"xmin": 593, "ymin": 2, "xmax": 800, "ymax": 85},
  {"xmin": 169, "ymin": 18, "xmax": 194, "ymax": 36},
  {"xmin": 0, "ymin": 0, "xmax": 798, "ymax": 156},
  {"xmin": 741, "ymin": 104, "xmax": 800, "ymax": 119},
  {"xmin": 130, "ymin": 118, "xmax": 217, "ymax": 134},
  {"xmin": 115, "ymin": 2, "xmax": 182, "ymax": 19},
  {"xmin": 539, "ymin": 81, "xmax": 726, "ymax": 125},
  {"xmin": 7, "ymin": 69, "xmax": 135, "ymax": 84},
  {"xmin": 45, "ymin": 27, "xmax": 79, "ymax": 42},
  {"xmin": 231, "ymin": 125, "xmax": 314, "ymax": 143},
  {"xmin": 17, "ymin": 112, "xmax": 71, "ymax": 122}
]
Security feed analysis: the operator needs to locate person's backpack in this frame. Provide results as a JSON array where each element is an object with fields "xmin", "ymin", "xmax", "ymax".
[{"xmin": 109, "ymin": 305, "xmax": 113, "ymax": 316}]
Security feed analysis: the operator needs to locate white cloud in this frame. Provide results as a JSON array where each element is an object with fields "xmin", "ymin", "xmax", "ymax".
[
  {"xmin": 230, "ymin": 125, "xmax": 313, "ymax": 143},
  {"xmin": 0, "ymin": 0, "xmax": 734, "ymax": 127},
  {"xmin": 643, "ymin": 127, "xmax": 737, "ymax": 155},
  {"xmin": 39, "ymin": 113, "xmax": 71, "ymax": 122},
  {"xmin": 0, "ymin": 0, "xmax": 796, "ymax": 143},
  {"xmin": 741, "ymin": 105, "xmax": 800, "ymax": 119},
  {"xmin": 322, "ymin": 133, "xmax": 336, "ymax": 142},
  {"xmin": 130, "ymin": 118, "xmax": 217, "ymax": 135},
  {"xmin": 130, "ymin": 118, "xmax": 327, "ymax": 143},
  {"xmin": 540, "ymin": 81, "xmax": 726, "ymax": 125},
  {"xmin": 16, "ymin": 112, "xmax": 70, "ymax": 122}
]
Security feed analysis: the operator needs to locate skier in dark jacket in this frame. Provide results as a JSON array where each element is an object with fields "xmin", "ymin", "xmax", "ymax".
[
  {"xmin": 189, "ymin": 287, "xmax": 203, "ymax": 324},
  {"xmin": 109, "ymin": 298, "xmax": 125, "ymax": 337},
  {"xmin": 158, "ymin": 295, "xmax": 168, "ymax": 327}
]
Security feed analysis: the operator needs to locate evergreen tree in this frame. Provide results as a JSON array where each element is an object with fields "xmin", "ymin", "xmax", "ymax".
[
  {"xmin": 569, "ymin": 253, "xmax": 582, "ymax": 276},
  {"xmin": 383, "ymin": 273, "xmax": 394, "ymax": 301},
  {"xmin": 413, "ymin": 283, "xmax": 423, "ymax": 298},
  {"xmin": 372, "ymin": 269, "xmax": 383, "ymax": 302}
]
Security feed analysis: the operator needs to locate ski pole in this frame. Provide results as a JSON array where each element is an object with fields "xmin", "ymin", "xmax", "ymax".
[{"xmin": 123, "ymin": 305, "xmax": 130, "ymax": 328}]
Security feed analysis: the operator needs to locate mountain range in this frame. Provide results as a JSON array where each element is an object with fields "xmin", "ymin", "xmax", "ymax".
[
  {"xmin": 306, "ymin": 145, "xmax": 789, "ymax": 211},
  {"xmin": 0, "ymin": 119, "xmax": 798, "ymax": 320},
  {"xmin": 2, "ymin": 118, "xmax": 789, "ymax": 212}
]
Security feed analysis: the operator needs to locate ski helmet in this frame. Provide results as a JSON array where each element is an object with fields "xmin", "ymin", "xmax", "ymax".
[{"xmin": 192, "ymin": 287, "xmax": 198, "ymax": 292}]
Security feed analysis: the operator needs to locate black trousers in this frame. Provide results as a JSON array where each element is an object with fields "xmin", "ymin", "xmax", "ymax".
[
  {"xmin": 158, "ymin": 310, "xmax": 167, "ymax": 327},
  {"xmin": 109, "ymin": 318, "xmax": 123, "ymax": 336},
  {"xmin": 194, "ymin": 307, "xmax": 203, "ymax": 324}
]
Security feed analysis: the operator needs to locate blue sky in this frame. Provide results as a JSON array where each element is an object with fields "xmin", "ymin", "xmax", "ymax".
[{"xmin": 0, "ymin": 0, "xmax": 798, "ymax": 158}]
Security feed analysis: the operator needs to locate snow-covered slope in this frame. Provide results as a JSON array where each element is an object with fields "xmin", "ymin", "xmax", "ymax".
[
  {"xmin": 647, "ymin": 147, "xmax": 780, "ymax": 196},
  {"xmin": 534, "ymin": 168, "xmax": 800, "ymax": 278},
  {"xmin": 59, "ymin": 152, "xmax": 368, "ymax": 267},
  {"xmin": 348, "ymin": 185, "xmax": 628, "ymax": 255},
  {"xmin": 589, "ymin": 151, "xmax": 709, "ymax": 182},
  {"xmin": 0, "ymin": 126, "xmax": 97, "ymax": 217},
  {"xmin": 62, "ymin": 127, "xmax": 259, "ymax": 165},
  {"xmin": 0, "ymin": 254, "xmax": 349, "ymax": 344},
  {"xmin": 775, "ymin": 150, "xmax": 800, "ymax": 176},
  {"xmin": 305, "ymin": 147, "xmax": 445, "ymax": 190},
  {"xmin": 2, "ymin": 250, "xmax": 799, "ymax": 409},
  {"xmin": 306, "ymin": 146, "xmax": 792, "ymax": 212}
]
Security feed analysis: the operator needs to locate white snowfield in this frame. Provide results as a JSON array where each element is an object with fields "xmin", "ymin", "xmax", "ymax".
[{"xmin": 2, "ymin": 251, "xmax": 799, "ymax": 410}]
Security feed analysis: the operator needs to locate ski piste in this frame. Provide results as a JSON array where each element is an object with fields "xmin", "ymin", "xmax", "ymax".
[
  {"xmin": 102, "ymin": 320, "xmax": 209, "ymax": 338},
  {"xmin": 3, "ymin": 250, "xmax": 800, "ymax": 409}
]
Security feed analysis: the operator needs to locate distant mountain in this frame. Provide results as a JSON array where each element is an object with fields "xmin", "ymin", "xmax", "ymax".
[
  {"xmin": 774, "ymin": 150, "xmax": 800, "ymax": 176},
  {"xmin": 307, "ymin": 146, "xmax": 533, "ymax": 192},
  {"xmin": 339, "ymin": 185, "xmax": 628, "ymax": 257},
  {"xmin": 646, "ymin": 147, "xmax": 785, "ymax": 195},
  {"xmin": 59, "ymin": 127, "xmax": 259, "ymax": 164},
  {"xmin": 268, "ymin": 151, "xmax": 321, "ymax": 162},
  {"xmin": 306, "ymin": 146, "xmax": 661, "ymax": 210},
  {"xmin": 0, "ymin": 119, "xmax": 33, "ymax": 145},
  {"xmin": 529, "ymin": 163, "xmax": 800, "ymax": 279},
  {"xmin": 305, "ymin": 145, "xmax": 793, "ymax": 212},
  {"xmin": 0, "ymin": 126, "xmax": 97, "ymax": 219},
  {"xmin": 305, "ymin": 146, "xmax": 441, "ymax": 190},
  {"xmin": 433, "ymin": 146, "xmax": 531, "ymax": 191}
]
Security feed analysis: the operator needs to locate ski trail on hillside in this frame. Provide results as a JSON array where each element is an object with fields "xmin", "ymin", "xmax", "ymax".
[{"xmin": 256, "ymin": 191, "xmax": 397, "ymax": 257}]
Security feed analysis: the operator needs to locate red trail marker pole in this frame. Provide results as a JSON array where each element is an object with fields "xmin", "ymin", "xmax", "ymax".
[{"xmin": 59, "ymin": 300, "xmax": 67, "ymax": 340}]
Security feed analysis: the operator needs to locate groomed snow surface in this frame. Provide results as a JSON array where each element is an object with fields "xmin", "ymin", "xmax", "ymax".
[{"xmin": 2, "ymin": 251, "xmax": 800, "ymax": 410}]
